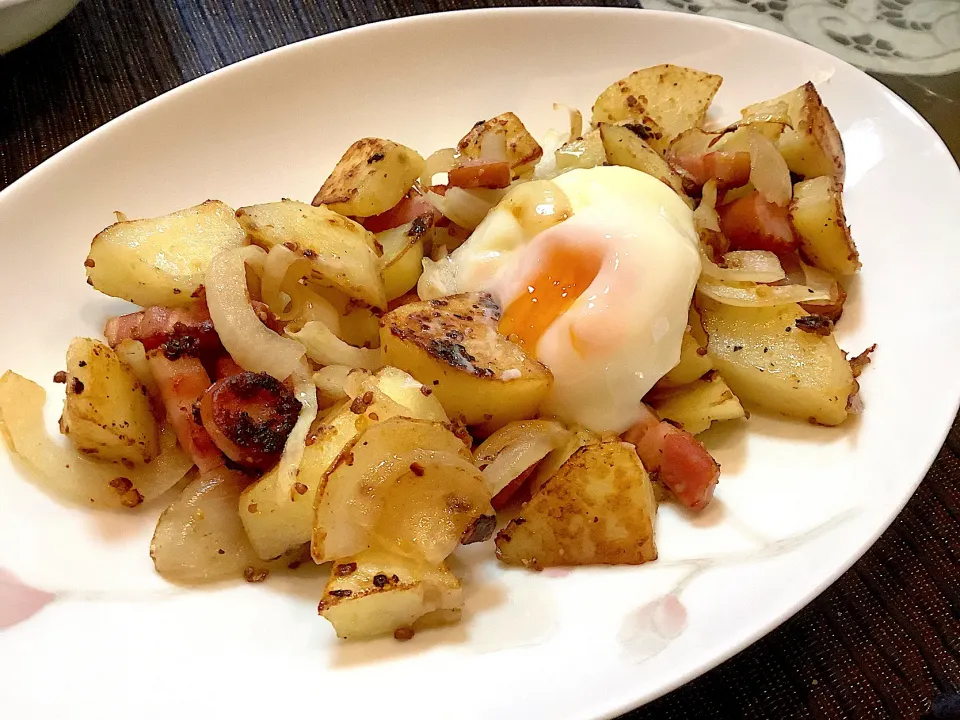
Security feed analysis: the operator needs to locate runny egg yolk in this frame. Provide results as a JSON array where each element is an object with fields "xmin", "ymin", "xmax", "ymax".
[{"xmin": 498, "ymin": 243, "xmax": 603, "ymax": 351}]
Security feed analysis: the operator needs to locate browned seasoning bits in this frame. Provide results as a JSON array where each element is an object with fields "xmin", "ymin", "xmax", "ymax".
[
  {"xmin": 334, "ymin": 562, "xmax": 358, "ymax": 577},
  {"xmin": 244, "ymin": 567, "xmax": 270, "ymax": 583}
]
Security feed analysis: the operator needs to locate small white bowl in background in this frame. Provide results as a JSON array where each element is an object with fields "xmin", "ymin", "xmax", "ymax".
[{"xmin": 0, "ymin": 0, "xmax": 81, "ymax": 54}]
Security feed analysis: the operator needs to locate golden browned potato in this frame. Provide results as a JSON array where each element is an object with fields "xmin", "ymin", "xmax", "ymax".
[
  {"xmin": 741, "ymin": 82, "xmax": 844, "ymax": 181},
  {"xmin": 237, "ymin": 200, "xmax": 386, "ymax": 309},
  {"xmin": 380, "ymin": 292, "xmax": 553, "ymax": 434},
  {"xmin": 86, "ymin": 200, "xmax": 246, "ymax": 307},
  {"xmin": 240, "ymin": 367, "xmax": 447, "ymax": 560},
  {"xmin": 528, "ymin": 424, "xmax": 603, "ymax": 496},
  {"xmin": 591, "ymin": 65, "xmax": 723, "ymax": 152},
  {"xmin": 790, "ymin": 176, "xmax": 860, "ymax": 276},
  {"xmin": 59, "ymin": 338, "xmax": 159, "ymax": 465},
  {"xmin": 699, "ymin": 298, "xmax": 856, "ymax": 425},
  {"xmin": 555, "ymin": 128, "xmax": 606, "ymax": 173},
  {"xmin": 312, "ymin": 138, "xmax": 425, "ymax": 218},
  {"xmin": 495, "ymin": 441, "xmax": 658, "ymax": 568},
  {"xmin": 648, "ymin": 371, "xmax": 745, "ymax": 436},
  {"xmin": 319, "ymin": 548, "xmax": 462, "ymax": 640},
  {"xmin": 599, "ymin": 122, "xmax": 688, "ymax": 198},
  {"xmin": 457, "ymin": 112, "xmax": 543, "ymax": 176},
  {"xmin": 313, "ymin": 417, "xmax": 488, "ymax": 564}
]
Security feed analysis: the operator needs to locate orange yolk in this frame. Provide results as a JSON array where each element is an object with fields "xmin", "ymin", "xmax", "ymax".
[{"xmin": 499, "ymin": 244, "xmax": 603, "ymax": 351}]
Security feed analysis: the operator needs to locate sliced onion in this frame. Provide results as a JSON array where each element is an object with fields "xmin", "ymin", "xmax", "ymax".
[
  {"xmin": 748, "ymin": 130, "xmax": 792, "ymax": 207},
  {"xmin": 282, "ymin": 286, "xmax": 341, "ymax": 334},
  {"xmin": 802, "ymin": 262, "xmax": 839, "ymax": 297},
  {"xmin": 114, "ymin": 339, "xmax": 162, "ymax": 403},
  {"xmin": 261, "ymin": 244, "xmax": 311, "ymax": 317},
  {"xmin": 529, "ymin": 425, "xmax": 599, "ymax": 496},
  {"xmin": 274, "ymin": 364, "xmax": 319, "ymax": 498},
  {"xmin": 697, "ymin": 275, "xmax": 832, "ymax": 307},
  {"xmin": 740, "ymin": 100, "xmax": 792, "ymax": 128},
  {"xmin": 241, "ymin": 245, "xmax": 265, "ymax": 301},
  {"xmin": 553, "ymin": 103, "xmax": 583, "ymax": 142},
  {"xmin": 313, "ymin": 364, "xmax": 353, "ymax": 405},
  {"xmin": 669, "ymin": 128, "xmax": 718, "ymax": 158},
  {"xmin": 693, "ymin": 179, "xmax": 721, "ymax": 233},
  {"xmin": 713, "ymin": 121, "xmax": 787, "ymax": 152},
  {"xmin": 341, "ymin": 368, "xmax": 376, "ymax": 400},
  {"xmin": 417, "ymin": 255, "xmax": 459, "ymax": 300},
  {"xmin": 286, "ymin": 321, "xmax": 382, "ymax": 370},
  {"xmin": 429, "ymin": 187, "xmax": 501, "ymax": 230},
  {"xmin": 699, "ymin": 249, "xmax": 785, "ymax": 284},
  {"xmin": 420, "ymin": 148, "xmax": 458, "ymax": 186},
  {"xmin": 0, "ymin": 371, "xmax": 192, "ymax": 508},
  {"xmin": 534, "ymin": 129, "xmax": 568, "ymax": 180},
  {"xmin": 479, "ymin": 131, "xmax": 508, "ymax": 162},
  {"xmin": 473, "ymin": 420, "xmax": 572, "ymax": 497},
  {"xmin": 206, "ymin": 247, "xmax": 305, "ymax": 380},
  {"xmin": 151, "ymin": 467, "xmax": 262, "ymax": 584}
]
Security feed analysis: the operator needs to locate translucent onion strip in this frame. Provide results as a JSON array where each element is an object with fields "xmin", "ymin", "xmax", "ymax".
[
  {"xmin": 553, "ymin": 103, "xmax": 583, "ymax": 142},
  {"xmin": 0, "ymin": 371, "xmax": 192, "ymax": 508},
  {"xmin": 697, "ymin": 276, "xmax": 832, "ymax": 307},
  {"xmin": 275, "ymin": 364, "xmax": 319, "ymax": 498},
  {"xmin": 748, "ymin": 130, "xmax": 792, "ymax": 206},
  {"xmin": 699, "ymin": 249, "xmax": 785, "ymax": 284},
  {"xmin": 479, "ymin": 131, "xmax": 508, "ymax": 162},
  {"xmin": 282, "ymin": 286, "xmax": 341, "ymax": 334},
  {"xmin": 420, "ymin": 148, "xmax": 458, "ymax": 186},
  {"xmin": 261, "ymin": 245, "xmax": 311, "ymax": 317},
  {"xmin": 313, "ymin": 364, "xmax": 352, "ymax": 405},
  {"xmin": 286, "ymin": 321, "xmax": 382, "ymax": 370},
  {"xmin": 693, "ymin": 179, "xmax": 721, "ymax": 233},
  {"xmin": 206, "ymin": 247, "xmax": 305, "ymax": 380},
  {"xmin": 417, "ymin": 255, "xmax": 458, "ymax": 301},
  {"xmin": 114, "ymin": 339, "xmax": 162, "ymax": 402},
  {"xmin": 802, "ymin": 262, "xmax": 839, "ymax": 296},
  {"xmin": 151, "ymin": 467, "xmax": 261, "ymax": 584},
  {"xmin": 473, "ymin": 420, "xmax": 572, "ymax": 497},
  {"xmin": 427, "ymin": 187, "xmax": 502, "ymax": 230}
]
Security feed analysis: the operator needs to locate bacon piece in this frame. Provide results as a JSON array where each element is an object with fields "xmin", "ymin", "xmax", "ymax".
[
  {"xmin": 103, "ymin": 312, "xmax": 142, "ymax": 347},
  {"xmin": 214, "ymin": 355, "xmax": 246, "ymax": 380},
  {"xmin": 148, "ymin": 352, "xmax": 224, "ymax": 473},
  {"xmin": 360, "ymin": 192, "xmax": 442, "ymax": 234},
  {"xmin": 623, "ymin": 404, "xmax": 719, "ymax": 511},
  {"xmin": 447, "ymin": 159, "xmax": 511, "ymax": 190},
  {"xmin": 199, "ymin": 372, "xmax": 301, "ymax": 468},
  {"xmin": 104, "ymin": 303, "xmax": 217, "ymax": 352},
  {"xmin": 718, "ymin": 190, "xmax": 798, "ymax": 255},
  {"xmin": 672, "ymin": 151, "xmax": 751, "ymax": 191}
]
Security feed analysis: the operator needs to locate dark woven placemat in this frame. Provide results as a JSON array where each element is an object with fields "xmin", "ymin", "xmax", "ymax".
[{"xmin": 1, "ymin": 2, "xmax": 958, "ymax": 717}]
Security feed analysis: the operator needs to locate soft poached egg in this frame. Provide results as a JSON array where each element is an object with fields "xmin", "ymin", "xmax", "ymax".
[{"xmin": 443, "ymin": 165, "xmax": 700, "ymax": 432}]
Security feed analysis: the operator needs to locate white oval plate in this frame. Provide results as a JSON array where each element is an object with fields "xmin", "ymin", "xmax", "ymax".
[{"xmin": 1, "ymin": 8, "xmax": 958, "ymax": 719}]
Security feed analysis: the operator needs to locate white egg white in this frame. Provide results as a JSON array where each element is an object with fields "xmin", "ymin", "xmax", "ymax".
[{"xmin": 446, "ymin": 165, "xmax": 700, "ymax": 432}]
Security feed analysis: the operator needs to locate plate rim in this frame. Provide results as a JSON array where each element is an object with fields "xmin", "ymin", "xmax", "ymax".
[{"xmin": 2, "ymin": 8, "xmax": 959, "ymax": 718}]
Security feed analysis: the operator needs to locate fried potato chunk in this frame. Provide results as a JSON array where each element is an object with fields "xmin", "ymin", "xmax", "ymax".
[
  {"xmin": 312, "ymin": 138, "xmax": 425, "ymax": 218},
  {"xmin": 591, "ymin": 64, "xmax": 723, "ymax": 152},
  {"xmin": 496, "ymin": 441, "xmax": 658, "ymax": 568}
]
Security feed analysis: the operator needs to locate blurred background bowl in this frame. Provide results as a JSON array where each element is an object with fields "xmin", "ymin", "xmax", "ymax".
[{"xmin": 0, "ymin": 0, "xmax": 81, "ymax": 54}]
